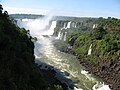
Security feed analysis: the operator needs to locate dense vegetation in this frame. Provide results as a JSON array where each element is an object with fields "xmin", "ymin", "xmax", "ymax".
[
  {"xmin": 54, "ymin": 17, "xmax": 120, "ymax": 89},
  {"xmin": 0, "ymin": 4, "xmax": 64, "ymax": 90},
  {"xmin": 66, "ymin": 18, "xmax": 120, "ymax": 65}
]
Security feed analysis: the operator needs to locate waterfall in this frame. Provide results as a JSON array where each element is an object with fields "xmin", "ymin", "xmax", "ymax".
[
  {"xmin": 56, "ymin": 32, "xmax": 67, "ymax": 41},
  {"xmin": 56, "ymin": 31, "xmax": 61, "ymax": 39},
  {"xmin": 88, "ymin": 44, "xmax": 92, "ymax": 55},
  {"xmin": 71, "ymin": 22, "xmax": 77, "ymax": 28},
  {"xmin": 45, "ymin": 21, "xmax": 57, "ymax": 35},
  {"xmin": 66, "ymin": 21, "xmax": 71, "ymax": 29},
  {"xmin": 61, "ymin": 22, "xmax": 71, "ymax": 30},
  {"xmin": 93, "ymin": 24, "xmax": 98, "ymax": 29},
  {"xmin": 61, "ymin": 23, "xmax": 67, "ymax": 30},
  {"xmin": 75, "ymin": 22, "xmax": 77, "ymax": 28},
  {"xmin": 63, "ymin": 23, "xmax": 66, "ymax": 29},
  {"xmin": 63, "ymin": 32, "xmax": 67, "ymax": 41},
  {"xmin": 16, "ymin": 16, "xmax": 56, "ymax": 36},
  {"xmin": 60, "ymin": 32, "xmax": 63, "ymax": 40},
  {"xmin": 93, "ymin": 24, "xmax": 96, "ymax": 29}
]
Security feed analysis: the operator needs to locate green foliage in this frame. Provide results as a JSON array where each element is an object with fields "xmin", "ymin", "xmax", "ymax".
[
  {"xmin": 64, "ymin": 17, "xmax": 120, "ymax": 65},
  {"xmin": 74, "ymin": 46, "xmax": 88, "ymax": 56},
  {"xmin": 54, "ymin": 85, "xmax": 63, "ymax": 90},
  {"xmin": 47, "ymin": 85, "xmax": 63, "ymax": 90},
  {"xmin": 0, "ymin": 4, "xmax": 64, "ymax": 90},
  {"xmin": 90, "ymin": 26, "xmax": 107, "ymax": 40}
]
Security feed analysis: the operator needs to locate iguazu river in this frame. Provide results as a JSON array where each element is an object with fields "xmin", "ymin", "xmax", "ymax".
[
  {"xmin": 34, "ymin": 36, "xmax": 110, "ymax": 90},
  {"xmin": 18, "ymin": 18, "xmax": 111, "ymax": 90}
]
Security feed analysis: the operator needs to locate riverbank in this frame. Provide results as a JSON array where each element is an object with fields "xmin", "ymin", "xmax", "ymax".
[
  {"xmin": 78, "ymin": 58, "xmax": 120, "ymax": 90},
  {"xmin": 53, "ymin": 40, "xmax": 120, "ymax": 90}
]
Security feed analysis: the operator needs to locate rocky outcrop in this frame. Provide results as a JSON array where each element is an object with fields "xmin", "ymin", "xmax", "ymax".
[{"xmin": 79, "ymin": 58, "xmax": 120, "ymax": 90}]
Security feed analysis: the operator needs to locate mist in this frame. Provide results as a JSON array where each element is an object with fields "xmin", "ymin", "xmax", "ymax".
[{"xmin": 17, "ymin": 15, "xmax": 57, "ymax": 36}]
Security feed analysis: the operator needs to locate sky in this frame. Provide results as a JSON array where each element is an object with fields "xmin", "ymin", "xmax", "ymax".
[{"xmin": 1, "ymin": 0, "xmax": 120, "ymax": 18}]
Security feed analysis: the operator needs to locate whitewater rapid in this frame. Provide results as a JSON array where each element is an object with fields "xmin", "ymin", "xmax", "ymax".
[{"xmin": 34, "ymin": 36, "xmax": 111, "ymax": 90}]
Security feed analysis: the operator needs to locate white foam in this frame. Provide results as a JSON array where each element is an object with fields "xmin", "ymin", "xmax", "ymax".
[
  {"xmin": 92, "ymin": 82, "xmax": 111, "ymax": 90},
  {"xmin": 81, "ymin": 70, "xmax": 95, "ymax": 81},
  {"xmin": 81, "ymin": 70, "xmax": 88, "ymax": 75},
  {"xmin": 74, "ymin": 87, "xmax": 83, "ymax": 90}
]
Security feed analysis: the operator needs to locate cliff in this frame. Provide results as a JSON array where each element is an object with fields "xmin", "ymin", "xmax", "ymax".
[{"xmin": 0, "ymin": 5, "xmax": 64, "ymax": 90}]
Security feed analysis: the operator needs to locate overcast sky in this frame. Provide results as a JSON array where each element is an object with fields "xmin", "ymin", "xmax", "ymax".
[{"xmin": 1, "ymin": 0, "xmax": 120, "ymax": 18}]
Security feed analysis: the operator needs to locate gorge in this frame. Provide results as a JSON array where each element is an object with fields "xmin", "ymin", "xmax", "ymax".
[{"xmin": 15, "ymin": 14, "xmax": 119, "ymax": 90}]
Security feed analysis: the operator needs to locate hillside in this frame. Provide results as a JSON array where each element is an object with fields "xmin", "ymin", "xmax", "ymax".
[
  {"xmin": 53, "ymin": 17, "xmax": 120, "ymax": 90},
  {"xmin": 0, "ymin": 4, "xmax": 64, "ymax": 90}
]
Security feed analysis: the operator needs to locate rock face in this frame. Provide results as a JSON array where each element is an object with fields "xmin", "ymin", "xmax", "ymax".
[{"xmin": 79, "ymin": 59, "xmax": 120, "ymax": 90}]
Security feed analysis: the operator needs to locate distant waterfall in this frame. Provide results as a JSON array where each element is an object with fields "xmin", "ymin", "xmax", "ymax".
[
  {"xmin": 93, "ymin": 24, "xmax": 98, "ymax": 29},
  {"xmin": 63, "ymin": 32, "xmax": 67, "ymax": 41},
  {"xmin": 46, "ymin": 21, "xmax": 57, "ymax": 35},
  {"xmin": 56, "ymin": 32, "xmax": 67, "ymax": 41},
  {"xmin": 75, "ymin": 22, "xmax": 77, "ymax": 28},
  {"xmin": 56, "ymin": 31, "xmax": 61, "ymax": 39},
  {"xmin": 61, "ymin": 22, "xmax": 71, "ymax": 30},
  {"xmin": 88, "ymin": 44, "xmax": 92, "ymax": 55},
  {"xmin": 60, "ymin": 32, "xmax": 63, "ymax": 40},
  {"xmin": 63, "ymin": 23, "xmax": 67, "ymax": 29},
  {"xmin": 16, "ymin": 16, "xmax": 58, "ymax": 36},
  {"xmin": 61, "ymin": 23, "xmax": 67, "ymax": 30},
  {"xmin": 66, "ymin": 21, "xmax": 71, "ymax": 29},
  {"xmin": 71, "ymin": 22, "xmax": 77, "ymax": 28}
]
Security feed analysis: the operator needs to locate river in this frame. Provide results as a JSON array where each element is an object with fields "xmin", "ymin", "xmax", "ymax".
[{"xmin": 34, "ymin": 35, "xmax": 110, "ymax": 90}]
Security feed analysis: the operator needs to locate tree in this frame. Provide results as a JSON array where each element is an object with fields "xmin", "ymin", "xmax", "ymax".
[
  {"xmin": 4, "ymin": 11, "xmax": 8, "ymax": 17},
  {"xmin": 91, "ymin": 26, "xmax": 107, "ymax": 40},
  {"xmin": 0, "ymin": 4, "xmax": 3, "ymax": 14}
]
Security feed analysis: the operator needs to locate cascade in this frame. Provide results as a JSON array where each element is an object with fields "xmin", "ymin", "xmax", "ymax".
[
  {"xmin": 61, "ymin": 23, "xmax": 67, "ymax": 30},
  {"xmin": 56, "ymin": 31, "xmax": 61, "ymax": 39},
  {"xmin": 63, "ymin": 23, "xmax": 67, "ymax": 29},
  {"xmin": 60, "ymin": 32, "xmax": 63, "ymax": 40},
  {"xmin": 63, "ymin": 32, "xmax": 67, "ymax": 41},
  {"xmin": 93, "ymin": 24, "xmax": 96, "ymax": 29},
  {"xmin": 93, "ymin": 24, "xmax": 98, "ymax": 29},
  {"xmin": 71, "ymin": 22, "xmax": 77, "ymax": 28},
  {"xmin": 66, "ymin": 21, "xmax": 71, "ymax": 29},
  {"xmin": 17, "ymin": 16, "xmax": 55, "ymax": 36},
  {"xmin": 88, "ymin": 44, "xmax": 92, "ymax": 55},
  {"xmin": 75, "ymin": 22, "xmax": 77, "ymax": 28},
  {"xmin": 44, "ymin": 21, "xmax": 57, "ymax": 35}
]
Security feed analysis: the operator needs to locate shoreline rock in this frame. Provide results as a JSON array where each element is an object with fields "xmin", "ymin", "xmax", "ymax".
[
  {"xmin": 35, "ymin": 59, "xmax": 74, "ymax": 90},
  {"xmin": 79, "ymin": 57, "xmax": 120, "ymax": 90}
]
